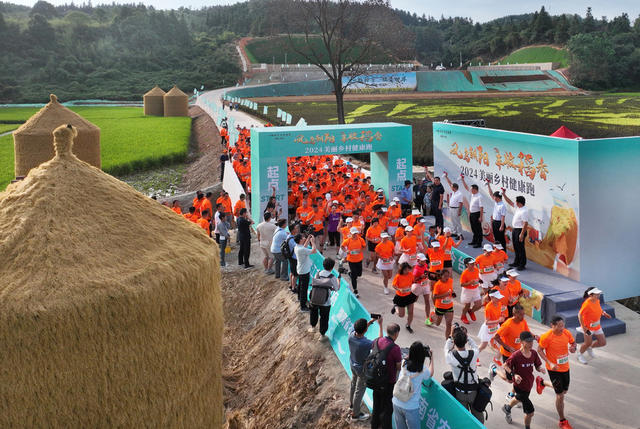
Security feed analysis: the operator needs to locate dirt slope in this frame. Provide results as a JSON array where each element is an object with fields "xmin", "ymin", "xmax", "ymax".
[
  {"xmin": 222, "ymin": 269, "xmax": 358, "ymax": 429},
  {"xmin": 181, "ymin": 106, "xmax": 222, "ymax": 191}
]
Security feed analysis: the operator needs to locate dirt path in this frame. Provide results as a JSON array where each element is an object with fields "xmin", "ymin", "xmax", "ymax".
[
  {"xmin": 222, "ymin": 269, "xmax": 358, "ymax": 429},
  {"xmin": 180, "ymin": 105, "xmax": 223, "ymax": 192}
]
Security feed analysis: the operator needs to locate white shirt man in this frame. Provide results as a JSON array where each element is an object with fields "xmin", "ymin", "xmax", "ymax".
[
  {"xmin": 448, "ymin": 187, "xmax": 464, "ymax": 235},
  {"xmin": 469, "ymin": 192, "xmax": 483, "ymax": 214},
  {"xmin": 492, "ymin": 200, "xmax": 507, "ymax": 222},
  {"xmin": 512, "ymin": 205, "xmax": 529, "ymax": 229}
]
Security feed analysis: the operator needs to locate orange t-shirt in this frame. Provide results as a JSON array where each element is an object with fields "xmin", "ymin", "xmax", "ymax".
[
  {"xmin": 579, "ymin": 299, "xmax": 603, "ymax": 332},
  {"xmin": 539, "ymin": 329, "xmax": 575, "ymax": 372},
  {"xmin": 200, "ymin": 198, "xmax": 213, "ymax": 217},
  {"xmin": 388, "ymin": 206, "xmax": 401, "ymax": 227},
  {"xmin": 375, "ymin": 241, "xmax": 395, "ymax": 261},
  {"xmin": 433, "ymin": 278, "xmax": 454, "ymax": 309},
  {"xmin": 475, "ymin": 253, "xmax": 495, "ymax": 275},
  {"xmin": 484, "ymin": 301, "xmax": 503, "ymax": 336},
  {"xmin": 438, "ymin": 236, "xmax": 456, "ymax": 261},
  {"xmin": 392, "ymin": 272, "xmax": 414, "ymax": 297},
  {"xmin": 233, "ymin": 200, "xmax": 246, "ymax": 217},
  {"xmin": 296, "ymin": 206, "xmax": 313, "ymax": 224},
  {"xmin": 342, "ymin": 236, "xmax": 365, "ymax": 262},
  {"xmin": 496, "ymin": 317, "xmax": 530, "ymax": 357},
  {"xmin": 216, "ymin": 196, "xmax": 232, "ymax": 214},
  {"xmin": 196, "ymin": 218, "xmax": 210, "ymax": 234},
  {"xmin": 400, "ymin": 235, "xmax": 417, "ymax": 254},
  {"xmin": 366, "ymin": 224, "xmax": 383, "ymax": 243},
  {"xmin": 342, "ymin": 201, "xmax": 355, "ymax": 217},
  {"xmin": 507, "ymin": 279, "xmax": 523, "ymax": 305},
  {"xmin": 426, "ymin": 247, "xmax": 445, "ymax": 272},
  {"xmin": 171, "ymin": 206, "xmax": 182, "ymax": 215},
  {"xmin": 310, "ymin": 210, "xmax": 325, "ymax": 231},
  {"xmin": 497, "ymin": 287, "xmax": 511, "ymax": 318},
  {"xmin": 394, "ymin": 226, "xmax": 405, "ymax": 241},
  {"xmin": 406, "ymin": 214, "xmax": 418, "ymax": 226},
  {"xmin": 492, "ymin": 250, "xmax": 508, "ymax": 272},
  {"xmin": 460, "ymin": 267, "xmax": 480, "ymax": 289},
  {"xmin": 193, "ymin": 197, "xmax": 204, "ymax": 216}
]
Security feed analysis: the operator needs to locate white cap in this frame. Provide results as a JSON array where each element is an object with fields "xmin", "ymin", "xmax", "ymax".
[
  {"xmin": 346, "ymin": 173, "xmax": 351, "ymax": 177},
  {"xmin": 332, "ymin": 200, "xmax": 339, "ymax": 204},
  {"xmin": 350, "ymin": 227, "xmax": 359, "ymax": 234},
  {"xmin": 419, "ymin": 218, "xmax": 427, "ymax": 223},
  {"xmin": 417, "ymin": 253, "xmax": 427, "ymax": 260},
  {"xmin": 483, "ymin": 244, "xmax": 494, "ymax": 252},
  {"xmin": 322, "ymin": 165, "xmax": 329, "ymax": 169},
  {"xmin": 405, "ymin": 226, "xmax": 414, "ymax": 232},
  {"xmin": 493, "ymin": 243, "xmax": 503, "ymax": 250},
  {"xmin": 466, "ymin": 258, "xmax": 476, "ymax": 264},
  {"xmin": 412, "ymin": 209, "xmax": 420, "ymax": 215},
  {"xmin": 500, "ymin": 276, "xmax": 509, "ymax": 282},
  {"xmin": 489, "ymin": 290, "xmax": 504, "ymax": 299},
  {"xmin": 393, "ymin": 197, "xmax": 400, "ymax": 202},
  {"xmin": 390, "ymin": 201, "xmax": 397, "ymax": 206},
  {"xmin": 443, "ymin": 227, "xmax": 452, "ymax": 233},
  {"xmin": 506, "ymin": 269, "xmax": 520, "ymax": 277},
  {"xmin": 346, "ymin": 217, "xmax": 353, "ymax": 223},
  {"xmin": 431, "ymin": 241, "xmax": 440, "ymax": 248},
  {"xmin": 377, "ymin": 188, "xmax": 384, "ymax": 192},
  {"xmin": 588, "ymin": 287, "xmax": 603, "ymax": 295},
  {"xmin": 380, "ymin": 232, "xmax": 390, "ymax": 238},
  {"xmin": 400, "ymin": 218, "xmax": 409, "ymax": 226},
  {"xmin": 325, "ymin": 193, "xmax": 331, "ymax": 198},
  {"xmin": 381, "ymin": 207, "xmax": 388, "ymax": 212}
]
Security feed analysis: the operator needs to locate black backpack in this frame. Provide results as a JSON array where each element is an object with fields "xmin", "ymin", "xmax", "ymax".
[
  {"xmin": 473, "ymin": 377, "xmax": 493, "ymax": 420},
  {"xmin": 281, "ymin": 236, "xmax": 293, "ymax": 259},
  {"xmin": 364, "ymin": 339, "xmax": 395, "ymax": 391},
  {"xmin": 452, "ymin": 350, "xmax": 477, "ymax": 393},
  {"xmin": 309, "ymin": 274, "xmax": 334, "ymax": 306}
]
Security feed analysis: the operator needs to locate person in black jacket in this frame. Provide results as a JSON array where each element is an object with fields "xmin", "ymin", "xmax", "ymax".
[{"xmin": 236, "ymin": 208, "xmax": 254, "ymax": 268}]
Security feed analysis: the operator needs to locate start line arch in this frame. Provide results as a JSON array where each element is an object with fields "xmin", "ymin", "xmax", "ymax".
[{"xmin": 250, "ymin": 123, "xmax": 412, "ymax": 221}]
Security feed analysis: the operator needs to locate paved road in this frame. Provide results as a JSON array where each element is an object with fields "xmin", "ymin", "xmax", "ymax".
[{"xmin": 200, "ymin": 89, "xmax": 640, "ymax": 429}]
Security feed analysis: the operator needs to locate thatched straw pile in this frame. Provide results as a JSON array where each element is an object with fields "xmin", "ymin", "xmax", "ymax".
[
  {"xmin": 13, "ymin": 94, "xmax": 100, "ymax": 177},
  {"xmin": 164, "ymin": 85, "xmax": 189, "ymax": 117},
  {"xmin": 0, "ymin": 124, "xmax": 223, "ymax": 427},
  {"xmin": 143, "ymin": 85, "xmax": 166, "ymax": 116}
]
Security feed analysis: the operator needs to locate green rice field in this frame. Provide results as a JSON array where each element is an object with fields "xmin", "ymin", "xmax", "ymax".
[
  {"xmin": 0, "ymin": 107, "xmax": 191, "ymax": 190},
  {"xmin": 263, "ymin": 93, "xmax": 640, "ymax": 165}
]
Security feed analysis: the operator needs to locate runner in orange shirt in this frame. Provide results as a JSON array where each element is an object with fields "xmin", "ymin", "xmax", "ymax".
[
  {"xmin": 506, "ymin": 269, "xmax": 530, "ymax": 317},
  {"xmin": 398, "ymin": 226, "xmax": 418, "ymax": 266},
  {"xmin": 491, "ymin": 304, "xmax": 532, "ymax": 383},
  {"xmin": 170, "ymin": 200, "xmax": 182, "ymax": 215},
  {"xmin": 309, "ymin": 204, "xmax": 326, "ymax": 238},
  {"xmin": 295, "ymin": 199, "xmax": 313, "ymax": 227},
  {"xmin": 390, "ymin": 262, "xmax": 418, "ymax": 334},
  {"xmin": 438, "ymin": 226, "xmax": 462, "ymax": 276},
  {"xmin": 426, "ymin": 240, "xmax": 445, "ymax": 277},
  {"xmin": 386, "ymin": 200, "xmax": 402, "ymax": 236},
  {"xmin": 577, "ymin": 287, "xmax": 611, "ymax": 364},
  {"xmin": 365, "ymin": 217, "xmax": 382, "ymax": 272},
  {"xmin": 411, "ymin": 253, "xmax": 432, "ymax": 326},
  {"xmin": 537, "ymin": 316, "xmax": 577, "ymax": 429},
  {"xmin": 478, "ymin": 289, "xmax": 506, "ymax": 356},
  {"xmin": 492, "ymin": 242, "xmax": 509, "ymax": 275},
  {"xmin": 429, "ymin": 269, "xmax": 455, "ymax": 338},
  {"xmin": 375, "ymin": 232, "xmax": 395, "ymax": 294},
  {"xmin": 233, "ymin": 194, "xmax": 247, "ymax": 219},
  {"xmin": 341, "ymin": 227, "xmax": 366, "ymax": 298},
  {"xmin": 459, "ymin": 257, "xmax": 483, "ymax": 325},
  {"xmin": 475, "ymin": 244, "xmax": 497, "ymax": 291}
]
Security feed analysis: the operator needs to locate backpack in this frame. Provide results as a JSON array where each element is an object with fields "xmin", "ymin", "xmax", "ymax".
[
  {"xmin": 441, "ymin": 371, "xmax": 456, "ymax": 398},
  {"xmin": 452, "ymin": 350, "xmax": 477, "ymax": 393},
  {"xmin": 472, "ymin": 377, "xmax": 493, "ymax": 420},
  {"xmin": 393, "ymin": 361, "xmax": 422, "ymax": 402},
  {"xmin": 309, "ymin": 274, "xmax": 334, "ymax": 306},
  {"xmin": 281, "ymin": 236, "xmax": 293, "ymax": 259},
  {"xmin": 363, "ymin": 339, "xmax": 395, "ymax": 391}
]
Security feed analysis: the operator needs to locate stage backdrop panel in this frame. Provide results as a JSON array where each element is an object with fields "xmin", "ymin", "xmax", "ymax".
[
  {"xmin": 433, "ymin": 122, "xmax": 581, "ymax": 281},
  {"xmin": 578, "ymin": 136, "xmax": 640, "ymax": 301}
]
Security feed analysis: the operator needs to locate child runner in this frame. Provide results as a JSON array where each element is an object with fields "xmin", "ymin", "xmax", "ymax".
[
  {"xmin": 365, "ymin": 217, "xmax": 383, "ymax": 273},
  {"xmin": 478, "ymin": 290, "xmax": 505, "ymax": 358},
  {"xmin": 506, "ymin": 269, "xmax": 530, "ymax": 317},
  {"xmin": 429, "ymin": 269, "xmax": 455, "ymax": 338},
  {"xmin": 459, "ymin": 257, "xmax": 483, "ymax": 324},
  {"xmin": 398, "ymin": 226, "xmax": 418, "ymax": 267},
  {"xmin": 391, "ymin": 262, "xmax": 418, "ymax": 333},
  {"xmin": 577, "ymin": 287, "xmax": 611, "ymax": 364},
  {"xmin": 411, "ymin": 253, "xmax": 432, "ymax": 326},
  {"xmin": 375, "ymin": 233, "xmax": 395, "ymax": 295}
]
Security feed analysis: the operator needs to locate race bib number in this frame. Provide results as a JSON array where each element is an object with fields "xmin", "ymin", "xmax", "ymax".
[
  {"xmin": 314, "ymin": 220, "xmax": 322, "ymax": 225},
  {"xmin": 441, "ymin": 298, "xmax": 452, "ymax": 305},
  {"xmin": 488, "ymin": 324, "xmax": 499, "ymax": 334},
  {"xmin": 589, "ymin": 321, "xmax": 599, "ymax": 328},
  {"xmin": 381, "ymin": 258, "xmax": 392, "ymax": 263},
  {"xmin": 219, "ymin": 236, "xmax": 226, "ymax": 241},
  {"xmin": 557, "ymin": 354, "xmax": 569, "ymax": 365},
  {"xmin": 431, "ymin": 260, "xmax": 442, "ymax": 267},
  {"xmin": 350, "ymin": 250, "xmax": 360, "ymax": 255},
  {"xmin": 483, "ymin": 267, "xmax": 493, "ymax": 273},
  {"xmin": 445, "ymin": 249, "xmax": 451, "ymax": 255}
]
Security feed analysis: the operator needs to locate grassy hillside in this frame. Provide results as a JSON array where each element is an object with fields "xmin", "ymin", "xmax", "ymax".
[
  {"xmin": 244, "ymin": 35, "xmax": 396, "ymax": 64},
  {"xmin": 502, "ymin": 46, "xmax": 570, "ymax": 68},
  {"xmin": 261, "ymin": 94, "xmax": 640, "ymax": 165},
  {"xmin": 0, "ymin": 106, "xmax": 191, "ymax": 190}
]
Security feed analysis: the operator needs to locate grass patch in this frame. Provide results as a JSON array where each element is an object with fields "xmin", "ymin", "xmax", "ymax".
[
  {"xmin": 0, "ymin": 124, "xmax": 20, "ymax": 134},
  {"xmin": 502, "ymin": 46, "xmax": 570, "ymax": 68},
  {"xmin": 0, "ymin": 106, "xmax": 191, "ymax": 190},
  {"xmin": 261, "ymin": 94, "xmax": 640, "ymax": 165}
]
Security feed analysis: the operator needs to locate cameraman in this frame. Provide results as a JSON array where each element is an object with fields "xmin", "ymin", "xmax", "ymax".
[{"xmin": 444, "ymin": 324, "xmax": 484, "ymax": 423}]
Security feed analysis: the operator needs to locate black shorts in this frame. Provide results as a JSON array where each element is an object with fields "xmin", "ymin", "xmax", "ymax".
[
  {"xmin": 367, "ymin": 241, "xmax": 377, "ymax": 252},
  {"xmin": 502, "ymin": 354, "xmax": 513, "ymax": 381},
  {"xmin": 514, "ymin": 386, "xmax": 535, "ymax": 414},
  {"xmin": 444, "ymin": 260, "xmax": 452, "ymax": 268},
  {"xmin": 312, "ymin": 229, "xmax": 323, "ymax": 237},
  {"xmin": 435, "ymin": 306, "xmax": 453, "ymax": 316},
  {"xmin": 548, "ymin": 370, "xmax": 570, "ymax": 394},
  {"xmin": 288, "ymin": 258, "xmax": 298, "ymax": 277},
  {"xmin": 393, "ymin": 293, "xmax": 418, "ymax": 307}
]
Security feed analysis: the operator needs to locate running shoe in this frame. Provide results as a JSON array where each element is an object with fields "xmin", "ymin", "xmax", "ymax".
[
  {"xmin": 577, "ymin": 353, "xmax": 588, "ymax": 364},
  {"xmin": 502, "ymin": 404, "xmax": 512, "ymax": 424},
  {"xmin": 428, "ymin": 312, "xmax": 435, "ymax": 324},
  {"xmin": 424, "ymin": 318, "xmax": 432, "ymax": 326},
  {"xmin": 351, "ymin": 412, "xmax": 370, "ymax": 421},
  {"xmin": 536, "ymin": 376, "xmax": 545, "ymax": 394},
  {"xmin": 461, "ymin": 314, "xmax": 470, "ymax": 324},
  {"xmin": 493, "ymin": 356, "xmax": 503, "ymax": 367},
  {"xmin": 587, "ymin": 347, "xmax": 595, "ymax": 359},
  {"xmin": 489, "ymin": 363, "xmax": 497, "ymax": 381},
  {"xmin": 383, "ymin": 287, "xmax": 390, "ymax": 295},
  {"xmin": 372, "ymin": 267, "xmax": 378, "ymax": 273},
  {"xmin": 391, "ymin": 305, "xmax": 397, "ymax": 315},
  {"xmin": 559, "ymin": 419, "xmax": 574, "ymax": 429},
  {"xmin": 506, "ymin": 391, "xmax": 515, "ymax": 401},
  {"xmin": 469, "ymin": 310, "xmax": 477, "ymax": 321},
  {"xmin": 406, "ymin": 325, "xmax": 414, "ymax": 334}
]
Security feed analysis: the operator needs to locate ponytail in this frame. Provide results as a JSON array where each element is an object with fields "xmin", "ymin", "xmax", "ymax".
[{"xmin": 584, "ymin": 286, "xmax": 595, "ymax": 300}]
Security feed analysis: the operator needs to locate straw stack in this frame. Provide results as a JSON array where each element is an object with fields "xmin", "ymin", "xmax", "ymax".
[
  {"xmin": 143, "ymin": 85, "xmax": 166, "ymax": 116},
  {"xmin": 12, "ymin": 94, "xmax": 101, "ymax": 177},
  {"xmin": 163, "ymin": 85, "xmax": 189, "ymax": 117},
  {"xmin": 0, "ymin": 124, "xmax": 223, "ymax": 427}
]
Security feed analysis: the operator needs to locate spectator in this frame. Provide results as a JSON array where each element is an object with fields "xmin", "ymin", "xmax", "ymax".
[
  {"xmin": 425, "ymin": 170, "xmax": 445, "ymax": 229},
  {"xmin": 270, "ymin": 218, "xmax": 289, "ymax": 282},
  {"xmin": 308, "ymin": 257, "xmax": 340, "ymax": 336},
  {"xmin": 213, "ymin": 203, "xmax": 223, "ymax": 244},
  {"xmin": 370, "ymin": 323, "xmax": 402, "ymax": 429},
  {"xmin": 294, "ymin": 233, "xmax": 317, "ymax": 312},
  {"xmin": 399, "ymin": 180, "xmax": 413, "ymax": 216},
  {"xmin": 236, "ymin": 208, "xmax": 253, "ymax": 268},
  {"xmin": 392, "ymin": 341, "xmax": 434, "ymax": 429},
  {"xmin": 349, "ymin": 316, "xmax": 384, "ymax": 421},
  {"xmin": 444, "ymin": 325, "xmax": 484, "ymax": 423},
  {"xmin": 256, "ymin": 212, "xmax": 277, "ymax": 274},
  {"xmin": 217, "ymin": 212, "xmax": 230, "ymax": 266},
  {"xmin": 286, "ymin": 223, "xmax": 300, "ymax": 293}
]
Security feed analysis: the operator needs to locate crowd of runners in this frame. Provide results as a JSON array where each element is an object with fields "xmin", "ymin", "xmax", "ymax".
[{"xmin": 168, "ymin": 120, "xmax": 612, "ymax": 429}]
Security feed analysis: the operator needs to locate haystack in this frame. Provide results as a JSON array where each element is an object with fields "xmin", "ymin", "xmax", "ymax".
[
  {"xmin": 0, "ymin": 124, "xmax": 223, "ymax": 427},
  {"xmin": 164, "ymin": 85, "xmax": 189, "ymax": 117},
  {"xmin": 13, "ymin": 94, "xmax": 101, "ymax": 177},
  {"xmin": 143, "ymin": 85, "xmax": 166, "ymax": 116}
]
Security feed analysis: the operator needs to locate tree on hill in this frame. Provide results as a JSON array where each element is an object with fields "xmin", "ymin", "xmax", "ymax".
[{"xmin": 280, "ymin": 0, "xmax": 412, "ymax": 124}]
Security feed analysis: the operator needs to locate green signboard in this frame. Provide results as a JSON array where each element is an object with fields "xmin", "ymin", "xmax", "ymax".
[{"xmin": 250, "ymin": 123, "xmax": 413, "ymax": 222}]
